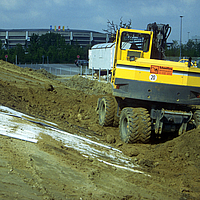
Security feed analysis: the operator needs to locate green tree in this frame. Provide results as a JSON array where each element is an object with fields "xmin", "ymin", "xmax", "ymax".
[
  {"xmin": 14, "ymin": 44, "xmax": 25, "ymax": 63},
  {"xmin": 196, "ymin": 42, "xmax": 200, "ymax": 56},
  {"xmin": 0, "ymin": 40, "xmax": 4, "ymax": 60},
  {"xmin": 0, "ymin": 40, "xmax": 2, "ymax": 49},
  {"xmin": 166, "ymin": 40, "xmax": 179, "ymax": 57},
  {"xmin": 182, "ymin": 40, "xmax": 196, "ymax": 57},
  {"xmin": 28, "ymin": 33, "xmax": 40, "ymax": 63},
  {"xmin": 0, "ymin": 32, "xmax": 90, "ymax": 64},
  {"xmin": 39, "ymin": 32, "xmax": 66, "ymax": 52}
]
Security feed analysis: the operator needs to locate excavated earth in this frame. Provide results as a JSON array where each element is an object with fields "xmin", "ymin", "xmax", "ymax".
[{"xmin": 0, "ymin": 60, "xmax": 200, "ymax": 200}]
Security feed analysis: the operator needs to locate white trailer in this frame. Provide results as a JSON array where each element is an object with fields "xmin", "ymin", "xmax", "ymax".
[{"xmin": 88, "ymin": 43, "xmax": 115, "ymax": 71}]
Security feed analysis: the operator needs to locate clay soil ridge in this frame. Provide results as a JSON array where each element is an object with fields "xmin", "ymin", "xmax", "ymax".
[{"xmin": 0, "ymin": 60, "xmax": 200, "ymax": 199}]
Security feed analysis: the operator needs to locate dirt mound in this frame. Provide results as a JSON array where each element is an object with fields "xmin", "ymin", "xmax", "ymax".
[
  {"xmin": 0, "ymin": 60, "xmax": 200, "ymax": 199},
  {"xmin": 35, "ymin": 68, "xmax": 57, "ymax": 79},
  {"xmin": 65, "ymin": 75, "xmax": 113, "ymax": 95}
]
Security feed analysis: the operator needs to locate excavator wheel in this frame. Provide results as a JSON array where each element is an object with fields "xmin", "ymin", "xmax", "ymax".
[
  {"xmin": 119, "ymin": 107, "xmax": 140, "ymax": 143},
  {"xmin": 135, "ymin": 108, "xmax": 151, "ymax": 143},
  {"xmin": 98, "ymin": 97, "xmax": 116, "ymax": 126},
  {"xmin": 119, "ymin": 107, "xmax": 151, "ymax": 143},
  {"xmin": 193, "ymin": 110, "xmax": 200, "ymax": 128}
]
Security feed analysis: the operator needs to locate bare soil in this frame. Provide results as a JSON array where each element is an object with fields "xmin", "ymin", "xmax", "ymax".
[{"xmin": 0, "ymin": 60, "xmax": 200, "ymax": 200}]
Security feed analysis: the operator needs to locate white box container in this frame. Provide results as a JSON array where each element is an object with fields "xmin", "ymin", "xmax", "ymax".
[{"xmin": 89, "ymin": 43, "xmax": 115, "ymax": 71}]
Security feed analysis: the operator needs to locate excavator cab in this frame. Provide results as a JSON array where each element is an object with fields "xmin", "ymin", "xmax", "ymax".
[{"xmin": 113, "ymin": 28, "xmax": 153, "ymax": 62}]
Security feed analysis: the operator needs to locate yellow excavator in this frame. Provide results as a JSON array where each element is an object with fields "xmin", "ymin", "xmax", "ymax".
[{"xmin": 97, "ymin": 22, "xmax": 200, "ymax": 143}]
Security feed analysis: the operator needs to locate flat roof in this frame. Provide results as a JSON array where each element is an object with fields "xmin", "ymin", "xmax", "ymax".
[
  {"xmin": 92, "ymin": 43, "xmax": 115, "ymax": 49},
  {"xmin": 0, "ymin": 28, "xmax": 107, "ymax": 34}
]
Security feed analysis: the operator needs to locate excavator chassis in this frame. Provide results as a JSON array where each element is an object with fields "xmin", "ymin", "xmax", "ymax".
[{"xmin": 97, "ymin": 96, "xmax": 197, "ymax": 143}]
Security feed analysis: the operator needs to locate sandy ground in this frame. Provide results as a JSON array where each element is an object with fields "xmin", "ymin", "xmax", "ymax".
[{"xmin": 0, "ymin": 60, "xmax": 200, "ymax": 200}]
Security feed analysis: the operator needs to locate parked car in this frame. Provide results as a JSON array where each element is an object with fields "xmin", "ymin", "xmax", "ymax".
[{"xmin": 75, "ymin": 60, "xmax": 88, "ymax": 67}]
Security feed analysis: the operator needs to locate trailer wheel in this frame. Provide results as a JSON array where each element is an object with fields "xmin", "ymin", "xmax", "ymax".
[
  {"xmin": 119, "ymin": 107, "xmax": 151, "ymax": 143},
  {"xmin": 98, "ymin": 97, "xmax": 116, "ymax": 126},
  {"xmin": 193, "ymin": 110, "xmax": 200, "ymax": 128}
]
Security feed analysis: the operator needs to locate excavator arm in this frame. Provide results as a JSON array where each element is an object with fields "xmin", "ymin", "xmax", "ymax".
[{"xmin": 147, "ymin": 22, "xmax": 171, "ymax": 59}]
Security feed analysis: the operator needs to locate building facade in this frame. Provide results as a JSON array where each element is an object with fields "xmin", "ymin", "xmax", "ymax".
[{"xmin": 0, "ymin": 28, "xmax": 110, "ymax": 49}]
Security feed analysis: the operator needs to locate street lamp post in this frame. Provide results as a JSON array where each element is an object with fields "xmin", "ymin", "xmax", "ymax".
[
  {"xmin": 180, "ymin": 16, "xmax": 183, "ymax": 59},
  {"xmin": 188, "ymin": 32, "xmax": 190, "ymax": 41}
]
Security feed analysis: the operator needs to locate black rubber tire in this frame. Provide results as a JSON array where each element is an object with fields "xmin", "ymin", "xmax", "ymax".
[
  {"xmin": 135, "ymin": 108, "xmax": 151, "ymax": 143},
  {"xmin": 119, "ymin": 107, "xmax": 151, "ymax": 143},
  {"xmin": 119, "ymin": 107, "xmax": 139, "ymax": 143},
  {"xmin": 193, "ymin": 110, "xmax": 200, "ymax": 128},
  {"xmin": 98, "ymin": 97, "xmax": 116, "ymax": 126},
  {"xmin": 113, "ymin": 106, "xmax": 120, "ymax": 127}
]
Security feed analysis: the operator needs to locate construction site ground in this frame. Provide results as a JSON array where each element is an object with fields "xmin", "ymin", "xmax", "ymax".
[{"xmin": 0, "ymin": 60, "xmax": 199, "ymax": 200}]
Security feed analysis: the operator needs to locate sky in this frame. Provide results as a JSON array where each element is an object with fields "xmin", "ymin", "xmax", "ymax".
[{"xmin": 0, "ymin": 0, "xmax": 199, "ymax": 43}]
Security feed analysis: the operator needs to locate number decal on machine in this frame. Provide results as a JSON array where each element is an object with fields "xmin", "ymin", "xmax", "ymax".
[{"xmin": 149, "ymin": 74, "xmax": 157, "ymax": 81}]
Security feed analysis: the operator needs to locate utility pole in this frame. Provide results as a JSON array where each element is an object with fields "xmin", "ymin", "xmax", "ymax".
[{"xmin": 180, "ymin": 16, "xmax": 183, "ymax": 60}]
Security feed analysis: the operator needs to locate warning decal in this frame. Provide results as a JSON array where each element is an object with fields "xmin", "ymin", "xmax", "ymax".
[{"xmin": 150, "ymin": 65, "xmax": 173, "ymax": 75}]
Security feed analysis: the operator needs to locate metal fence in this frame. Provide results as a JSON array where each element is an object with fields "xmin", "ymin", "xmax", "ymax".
[
  {"xmin": 17, "ymin": 63, "xmax": 111, "ymax": 82},
  {"xmin": 17, "ymin": 63, "xmax": 81, "ymax": 76}
]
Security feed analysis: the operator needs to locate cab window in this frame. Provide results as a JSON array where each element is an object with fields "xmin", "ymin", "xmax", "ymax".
[{"xmin": 120, "ymin": 32, "xmax": 150, "ymax": 52}]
